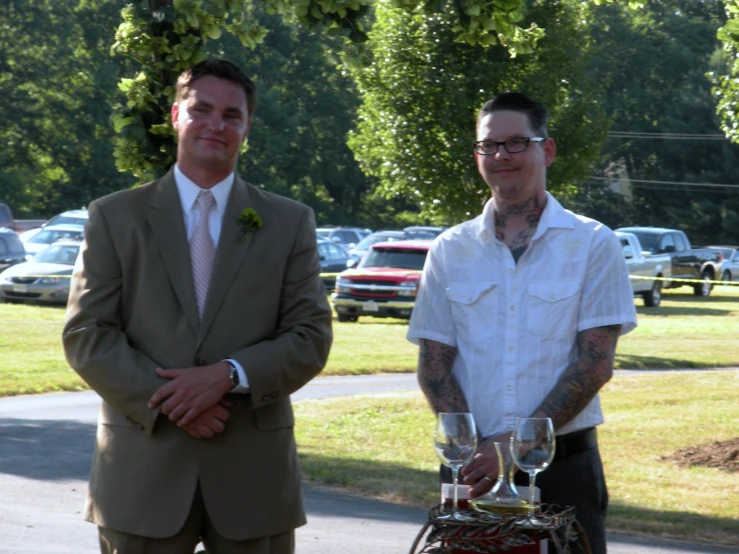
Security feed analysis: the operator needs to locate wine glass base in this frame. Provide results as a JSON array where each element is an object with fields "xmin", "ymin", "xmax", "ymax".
[{"xmin": 515, "ymin": 515, "xmax": 550, "ymax": 528}]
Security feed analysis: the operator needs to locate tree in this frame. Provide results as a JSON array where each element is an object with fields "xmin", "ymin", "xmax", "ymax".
[
  {"xmin": 582, "ymin": 0, "xmax": 739, "ymax": 244},
  {"xmin": 344, "ymin": 0, "xmax": 609, "ymax": 223},
  {"xmin": 714, "ymin": 0, "xmax": 739, "ymax": 144},
  {"xmin": 0, "ymin": 0, "xmax": 134, "ymax": 217},
  {"xmin": 110, "ymin": 0, "xmax": 639, "ymax": 183}
]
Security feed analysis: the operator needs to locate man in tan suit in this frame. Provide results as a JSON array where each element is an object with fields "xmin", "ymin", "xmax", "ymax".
[{"xmin": 63, "ymin": 59, "xmax": 333, "ymax": 553}]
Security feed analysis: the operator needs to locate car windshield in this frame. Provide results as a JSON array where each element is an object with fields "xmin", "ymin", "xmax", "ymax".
[
  {"xmin": 33, "ymin": 244, "xmax": 80, "ymax": 265},
  {"xmin": 631, "ymin": 232, "xmax": 659, "ymax": 253},
  {"xmin": 316, "ymin": 230, "xmax": 331, "ymax": 239},
  {"xmin": 47, "ymin": 215, "xmax": 87, "ymax": 226},
  {"xmin": 361, "ymin": 247, "xmax": 428, "ymax": 270},
  {"xmin": 354, "ymin": 234, "xmax": 403, "ymax": 250},
  {"xmin": 29, "ymin": 228, "xmax": 83, "ymax": 244}
]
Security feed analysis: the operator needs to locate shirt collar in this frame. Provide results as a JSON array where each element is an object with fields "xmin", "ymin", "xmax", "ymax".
[
  {"xmin": 174, "ymin": 164, "xmax": 234, "ymax": 217},
  {"xmin": 477, "ymin": 191, "xmax": 574, "ymax": 240}
]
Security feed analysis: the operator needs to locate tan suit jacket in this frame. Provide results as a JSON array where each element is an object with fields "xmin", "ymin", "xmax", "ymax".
[{"xmin": 62, "ymin": 169, "xmax": 333, "ymax": 540}]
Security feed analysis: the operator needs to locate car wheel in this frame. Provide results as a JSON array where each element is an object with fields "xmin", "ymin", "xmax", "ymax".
[
  {"xmin": 692, "ymin": 270, "xmax": 713, "ymax": 297},
  {"xmin": 643, "ymin": 279, "xmax": 662, "ymax": 307},
  {"xmin": 337, "ymin": 314, "xmax": 358, "ymax": 323}
]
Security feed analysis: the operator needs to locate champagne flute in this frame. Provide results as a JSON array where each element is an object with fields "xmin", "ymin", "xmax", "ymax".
[
  {"xmin": 434, "ymin": 412, "xmax": 478, "ymax": 521},
  {"xmin": 510, "ymin": 417, "xmax": 555, "ymax": 525}
]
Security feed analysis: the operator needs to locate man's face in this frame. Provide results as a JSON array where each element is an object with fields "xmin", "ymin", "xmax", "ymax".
[
  {"xmin": 171, "ymin": 75, "xmax": 251, "ymax": 176},
  {"xmin": 474, "ymin": 110, "xmax": 555, "ymax": 204}
]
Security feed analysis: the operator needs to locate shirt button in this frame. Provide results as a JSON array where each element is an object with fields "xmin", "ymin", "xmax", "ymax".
[
  {"xmin": 506, "ymin": 385, "xmax": 512, "ymax": 391},
  {"xmin": 549, "ymin": 294, "xmax": 555, "ymax": 300},
  {"xmin": 507, "ymin": 345, "xmax": 514, "ymax": 352},
  {"xmin": 510, "ymin": 305, "xmax": 516, "ymax": 311},
  {"xmin": 507, "ymin": 268, "xmax": 514, "ymax": 275}
]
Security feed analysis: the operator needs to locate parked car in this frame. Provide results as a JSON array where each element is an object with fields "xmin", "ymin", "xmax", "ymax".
[
  {"xmin": 616, "ymin": 227, "xmax": 723, "ymax": 296},
  {"xmin": 331, "ymin": 239, "xmax": 432, "ymax": 322},
  {"xmin": 0, "ymin": 202, "xmax": 46, "ymax": 233},
  {"xmin": 43, "ymin": 208, "xmax": 88, "ymax": 228},
  {"xmin": 616, "ymin": 231, "xmax": 672, "ymax": 307},
  {"xmin": 347, "ymin": 229, "xmax": 436, "ymax": 259},
  {"xmin": 706, "ymin": 246, "xmax": 739, "ymax": 283},
  {"xmin": 317, "ymin": 238, "xmax": 355, "ymax": 291},
  {"xmin": 21, "ymin": 224, "xmax": 85, "ymax": 257},
  {"xmin": 316, "ymin": 227, "xmax": 372, "ymax": 250},
  {"xmin": 0, "ymin": 240, "xmax": 81, "ymax": 304},
  {"xmin": 402, "ymin": 225, "xmax": 448, "ymax": 237},
  {"xmin": 0, "ymin": 228, "xmax": 27, "ymax": 272}
]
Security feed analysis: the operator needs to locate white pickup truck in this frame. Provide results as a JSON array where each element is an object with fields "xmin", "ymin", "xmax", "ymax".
[{"xmin": 616, "ymin": 231, "xmax": 672, "ymax": 307}]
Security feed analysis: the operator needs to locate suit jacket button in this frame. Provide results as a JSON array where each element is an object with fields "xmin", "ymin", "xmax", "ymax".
[
  {"xmin": 262, "ymin": 395, "xmax": 270, "ymax": 402},
  {"xmin": 195, "ymin": 357, "xmax": 206, "ymax": 366}
]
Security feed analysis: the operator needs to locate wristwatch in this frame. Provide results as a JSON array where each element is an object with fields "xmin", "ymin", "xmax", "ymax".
[{"xmin": 227, "ymin": 361, "xmax": 240, "ymax": 388}]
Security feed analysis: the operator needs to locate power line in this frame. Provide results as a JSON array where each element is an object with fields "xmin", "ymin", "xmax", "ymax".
[
  {"xmin": 608, "ymin": 131, "xmax": 728, "ymax": 140},
  {"xmin": 590, "ymin": 176, "xmax": 739, "ymax": 189}
]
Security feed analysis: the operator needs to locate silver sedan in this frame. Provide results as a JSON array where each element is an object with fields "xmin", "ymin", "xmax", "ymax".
[{"xmin": 0, "ymin": 241, "xmax": 80, "ymax": 304}]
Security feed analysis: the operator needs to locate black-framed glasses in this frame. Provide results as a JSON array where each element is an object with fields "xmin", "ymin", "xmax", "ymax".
[{"xmin": 473, "ymin": 137, "xmax": 545, "ymax": 155}]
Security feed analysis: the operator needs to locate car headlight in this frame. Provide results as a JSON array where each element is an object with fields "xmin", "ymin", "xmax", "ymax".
[
  {"xmin": 336, "ymin": 276, "xmax": 352, "ymax": 294},
  {"xmin": 38, "ymin": 277, "xmax": 62, "ymax": 285},
  {"xmin": 397, "ymin": 280, "xmax": 419, "ymax": 297}
]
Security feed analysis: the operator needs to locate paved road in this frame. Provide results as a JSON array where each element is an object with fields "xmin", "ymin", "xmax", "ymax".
[{"xmin": 0, "ymin": 373, "xmax": 735, "ymax": 553}]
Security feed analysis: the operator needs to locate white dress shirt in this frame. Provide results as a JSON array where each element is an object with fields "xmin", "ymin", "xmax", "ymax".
[
  {"xmin": 407, "ymin": 192, "xmax": 637, "ymax": 437},
  {"xmin": 174, "ymin": 165, "xmax": 249, "ymax": 393}
]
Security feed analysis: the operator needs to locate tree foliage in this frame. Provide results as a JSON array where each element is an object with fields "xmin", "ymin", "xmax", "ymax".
[
  {"xmin": 0, "ymin": 0, "xmax": 134, "ymax": 217},
  {"xmin": 714, "ymin": 0, "xmax": 739, "ymax": 143},
  {"xmin": 344, "ymin": 0, "xmax": 609, "ymax": 223},
  {"xmin": 577, "ymin": 0, "xmax": 739, "ymax": 245},
  {"xmin": 110, "ymin": 0, "xmax": 639, "ymax": 183}
]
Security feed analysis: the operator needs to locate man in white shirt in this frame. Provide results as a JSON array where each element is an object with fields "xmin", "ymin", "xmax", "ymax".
[
  {"xmin": 407, "ymin": 92, "xmax": 637, "ymax": 553},
  {"xmin": 63, "ymin": 59, "xmax": 332, "ymax": 553}
]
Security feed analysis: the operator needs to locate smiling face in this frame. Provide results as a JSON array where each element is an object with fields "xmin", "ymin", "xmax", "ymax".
[
  {"xmin": 171, "ymin": 75, "xmax": 251, "ymax": 186},
  {"xmin": 475, "ymin": 110, "xmax": 555, "ymax": 205}
]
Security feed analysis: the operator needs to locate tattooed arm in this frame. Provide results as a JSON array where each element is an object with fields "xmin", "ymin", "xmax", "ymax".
[
  {"xmin": 417, "ymin": 338, "xmax": 469, "ymax": 414},
  {"xmin": 530, "ymin": 324, "xmax": 621, "ymax": 430}
]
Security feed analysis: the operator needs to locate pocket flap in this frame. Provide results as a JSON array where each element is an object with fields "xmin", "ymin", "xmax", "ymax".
[
  {"xmin": 446, "ymin": 281, "xmax": 498, "ymax": 305},
  {"xmin": 528, "ymin": 279, "xmax": 580, "ymax": 302}
]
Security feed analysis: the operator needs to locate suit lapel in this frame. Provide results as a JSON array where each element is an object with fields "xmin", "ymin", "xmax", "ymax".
[
  {"xmin": 146, "ymin": 170, "xmax": 200, "ymax": 336},
  {"xmin": 197, "ymin": 177, "xmax": 256, "ymax": 344}
]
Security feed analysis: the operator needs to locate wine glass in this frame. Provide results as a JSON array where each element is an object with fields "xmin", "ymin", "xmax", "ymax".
[
  {"xmin": 434, "ymin": 412, "xmax": 478, "ymax": 521},
  {"xmin": 510, "ymin": 417, "xmax": 555, "ymax": 525}
]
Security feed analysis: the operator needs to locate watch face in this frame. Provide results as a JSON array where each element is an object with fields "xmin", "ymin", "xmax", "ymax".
[{"xmin": 229, "ymin": 367, "xmax": 239, "ymax": 387}]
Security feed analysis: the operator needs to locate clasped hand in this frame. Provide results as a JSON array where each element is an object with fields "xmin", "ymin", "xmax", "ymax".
[
  {"xmin": 461, "ymin": 433, "xmax": 512, "ymax": 498},
  {"xmin": 148, "ymin": 362, "xmax": 233, "ymax": 439}
]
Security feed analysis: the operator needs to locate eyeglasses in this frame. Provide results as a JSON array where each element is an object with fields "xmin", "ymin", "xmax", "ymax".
[{"xmin": 473, "ymin": 137, "xmax": 545, "ymax": 155}]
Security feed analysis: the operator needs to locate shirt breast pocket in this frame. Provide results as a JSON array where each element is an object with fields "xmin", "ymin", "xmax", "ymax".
[
  {"xmin": 446, "ymin": 281, "xmax": 499, "ymax": 338},
  {"xmin": 527, "ymin": 279, "xmax": 581, "ymax": 340}
]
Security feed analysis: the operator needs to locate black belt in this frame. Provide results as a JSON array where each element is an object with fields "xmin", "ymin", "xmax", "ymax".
[{"xmin": 553, "ymin": 427, "xmax": 598, "ymax": 462}]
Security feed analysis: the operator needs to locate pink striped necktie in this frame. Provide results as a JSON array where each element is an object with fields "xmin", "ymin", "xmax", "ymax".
[{"xmin": 190, "ymin": 190, "xmax": 216, "ymax": 320}]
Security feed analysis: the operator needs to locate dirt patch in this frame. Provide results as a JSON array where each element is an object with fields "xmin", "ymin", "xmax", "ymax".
[{"xmin": 663, "ymin": 437, "xmax": 739, "ymax": 472}]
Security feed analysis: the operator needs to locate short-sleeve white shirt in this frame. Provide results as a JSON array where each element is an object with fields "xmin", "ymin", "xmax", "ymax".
[{"xmin": 407, "ymin": 192, "xmax": 637, "ymax": 437}]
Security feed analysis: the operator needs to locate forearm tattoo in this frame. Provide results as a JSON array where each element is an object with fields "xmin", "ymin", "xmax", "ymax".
[
  {"xmin": 417, "ymin": 339, "xmax": 469, "ymax": 414},
  {"xmin": 533, "ymin": 325, "xmax": 621, "ymax": 430}
]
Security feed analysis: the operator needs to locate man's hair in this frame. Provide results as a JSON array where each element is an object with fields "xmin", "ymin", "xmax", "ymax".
[
  {"xmin": 175, "ymin": 59, "xmax": 257, "ymax": 117},
  {"xmin": 477, "ymin": 92, "xmax": 548, "ymax": 137}
]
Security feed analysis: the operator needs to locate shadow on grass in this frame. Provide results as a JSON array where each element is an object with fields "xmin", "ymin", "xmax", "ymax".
[
  {"xmin": 0, "ymin": 418, "xmax": 95, "ymax": 481},
  {"xmin": 614, "ymin": 354, "xmax": 715, "ymax": 369},
  {"xmin": 608, "ymin": 502, "xmax": 739, "ymax": 549},
  {"xmin": 636, "ymin": 304, "xmax": 734, "ymax": 317}
]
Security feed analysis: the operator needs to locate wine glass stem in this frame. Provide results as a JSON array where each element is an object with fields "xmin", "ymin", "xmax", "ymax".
[
  {"xmin": 451, "ymin": 466, "xmax": 461, "ymax": 514},
  {"xmin": 527, "ymin": 471, "xmax": 537, "ymax": 518}
]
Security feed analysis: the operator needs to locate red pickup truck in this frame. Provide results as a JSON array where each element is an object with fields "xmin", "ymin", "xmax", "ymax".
[{"xmin": 330, "ymin": 240, "xmax": 432, "ymax": 322}]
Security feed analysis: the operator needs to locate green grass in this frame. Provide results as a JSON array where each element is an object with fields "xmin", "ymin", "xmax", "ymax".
[
  {"xmin": 294, "ymin": 371, "xmax": 739, "ymax": 547},
  {"xmin": 1, "ymin": 287, "xmax": 738, "ymax": 395}
]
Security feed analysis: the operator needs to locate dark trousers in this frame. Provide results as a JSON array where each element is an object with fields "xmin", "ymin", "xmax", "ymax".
[{"xmin": 514, "ymin": 444, "xmax": 608, "ymax": 554}]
